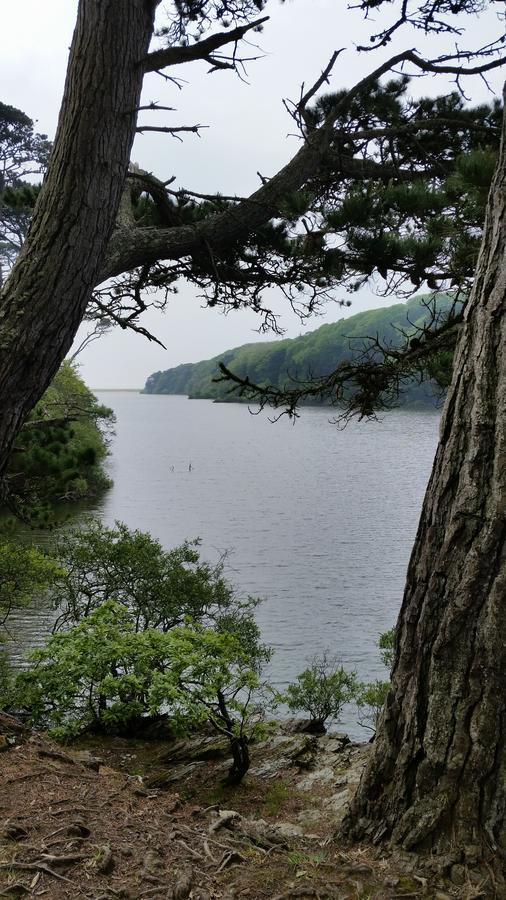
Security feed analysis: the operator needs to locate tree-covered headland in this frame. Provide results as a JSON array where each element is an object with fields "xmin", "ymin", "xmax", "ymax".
[{"xmin": 143, "ymin": 292, "xmax": 457, "ymax": 407}]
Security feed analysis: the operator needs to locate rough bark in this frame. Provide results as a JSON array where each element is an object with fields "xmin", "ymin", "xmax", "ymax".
[
  {"xmin": 225, "ymin": 736, "xmax": 250, "ymax": 785},
  {"xmin": 0, "ymin": 0, "xmax": 157, "ymax": 474},
  {"xmin": 345, "ymin": 89, "xmax": 506, "ymax": 858}
]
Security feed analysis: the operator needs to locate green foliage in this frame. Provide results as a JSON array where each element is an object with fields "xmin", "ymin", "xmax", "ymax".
[
  {"xmin": 378, "ymin": 627, "xmax": 395, "ymax": 671},
  {"xmin": 14, "ymin": 600, "xmax": 263, "ymax": 761},
  {"xmin": 5, "ymin": 361, "xmax": 113, "ymax": 519},
  {"xmin": 48, "ymin": 520, "xmax": 268, "ymax": 669},
  {"xmin": 0, "ymin": 542, "xmax": 61, "ymax": 627},
  {"xmin": 355, "ymin": 679, "xmax": 390, "ymax": 732},
  {"xmin": 0, "ymin": 539, "xmax": 60, "ymax": 711},
  {"xmin": 263, "ymin": 779, "xmax": 290, "ymax": 816},
  {"xmin": 143, "ymin": 293, "xmax": 456, "ymax": 405},
  {"xmin": 0, "ymin": 649, "xmax": 14, "ymax": 709},
  {"xmin": 0, "ymin": 100, "xmax": 50, "ymax": 273},
  {"xmin": 355, "ymin": 627, "xmax": 395, "ymax": 732},
  {"xmin": 277, "ymin": 652, "xmax": 358, "ymax": 732},
  {"xmin": 9, "ymin": 518, "xmax": 270, "ymax": 783}
]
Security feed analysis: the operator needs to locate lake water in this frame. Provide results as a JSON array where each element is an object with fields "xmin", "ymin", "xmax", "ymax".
[{"xmin": 5, "ymin": 393, "xmax": 440, "ymax": 737}]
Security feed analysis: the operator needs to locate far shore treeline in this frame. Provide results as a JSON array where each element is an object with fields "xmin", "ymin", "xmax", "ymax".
[{"xmin": 143, "ymin": 294, "xmax": 454, "ymax": 406}]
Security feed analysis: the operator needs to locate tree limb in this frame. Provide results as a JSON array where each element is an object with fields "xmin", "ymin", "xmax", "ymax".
[{"xmin": 142, "ymin": 16, "xmax": 269, "ymax": 73}]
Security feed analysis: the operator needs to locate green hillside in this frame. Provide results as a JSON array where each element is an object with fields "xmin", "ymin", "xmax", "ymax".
[{"xmin": 143, "ymin": 295, "xmax": 454, "ymax": 406}]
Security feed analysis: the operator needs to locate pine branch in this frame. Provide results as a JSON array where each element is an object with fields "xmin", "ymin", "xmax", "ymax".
[{"xmin": 142, "ymin": 17, "xmax": 268, "ymax": 73}]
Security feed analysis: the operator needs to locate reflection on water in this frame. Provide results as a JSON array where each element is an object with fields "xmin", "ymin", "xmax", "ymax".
[{"xmin": 5, "ymin": 393, "xmax": 440, "ymax": 737}]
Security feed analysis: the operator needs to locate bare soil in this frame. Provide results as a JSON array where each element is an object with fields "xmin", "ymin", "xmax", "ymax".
[{"xmin": 0, "ymin": 715, "xmax": 498, "ymax": 899}]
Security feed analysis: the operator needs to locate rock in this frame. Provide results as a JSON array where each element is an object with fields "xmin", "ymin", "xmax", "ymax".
[
  {"xmin": 70, "ymin": 749, "xmax": 102, "ymax": 770},
  {"xmin": 324, "ymin": 789, "xmax": 349, "ymax": 816},
  {"xmin": 296, "ymin": 809, "xmax": 322, "ymax": 826},
  {"xmin": 319, "ymin": 734, "xmax": 350, "ymax": 753},
  {"xmin": 144, "ymin": 761, "xmax": 205, "ymax": 788},
  {"xmin": 296, "ymin": 766, "xmax": 336, "ymax": 791},
  {"xmin": 159, "ymin": 735, "xmax": 229, "ymax": 765},
  {"xmin": 289, "ymin": 736, "xmax": 319, "ymax": 770},
  {"xmin": 208, "ymin": 809, "xmax": 241, "ymax": 832},
  {"xmin": 279, "ymin": 718, "xmax": 316, "ymax": 735},
  {"xmin": 271, "ymin": 822, "xmax": 304, "ymax": 840},
  {"xmin": 249, "ymin": 756, "xmax": 292, "ymax": 777}
]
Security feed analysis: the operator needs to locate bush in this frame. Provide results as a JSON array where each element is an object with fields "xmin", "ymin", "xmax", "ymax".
[
  {"xmin": 4, "ymin": 361, "xmax": 113, "ymax": 517},
  {"xmin": 277, "ymin": 652, "xmax": 358, "ymax": 733},
  {"xmin": 15, "ymin": 600, "xmax": 265, "ymax": 783},
  {"xmin": 0, "ymin": 649, "xmax": 14, "ymax": 710},
  {"xmin": 378, "ymin": 627, "xmax": 395, "ymax": 671},
  {"xmin": 355, "ymin": 627, "xmax": 395, "ymax": 733},
  {"xmin": 0, "ymin": 541, "xmax": 61, "ymax": 628},
  {"xmin": 355, "ymin": 679, "xmax": 390, "ymax": 732},
  {"xmin": 49, "ymin": 520, "xmax": 269, "ymax": 673}
]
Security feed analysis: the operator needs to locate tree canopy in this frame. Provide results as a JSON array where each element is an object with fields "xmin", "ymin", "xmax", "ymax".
[
  {"xmin": 3, "ymin": 361, "xmax": 113, "ymax": 521},
  {"xmin": 0, "ymin": 102, "xmax": 49, "ymax": 284}
]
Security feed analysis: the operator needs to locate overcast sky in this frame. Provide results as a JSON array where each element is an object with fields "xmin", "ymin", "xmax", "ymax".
[{"xmin": 1, "ymin": 1, "xmax": 503, "ymax": 388}]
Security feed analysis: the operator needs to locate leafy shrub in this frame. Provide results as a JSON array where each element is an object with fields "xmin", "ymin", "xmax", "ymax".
[
  {"xmin": 0, "ymin": 649, "xmax": 14, "ymax": 710},
  {"xmin": 0, "ymin": 542, "xmax": 61, "ymax": 627},
  {"xmin": 15, "ymin": 600, "xmax": 264, "ymax": 783},
  {"xmin": 49, "ymin": 520, "xmax": 268, "ymax": 672},
  {"xmin": 356, "ymin": 679, "xmax": 390, "ymax": 732},
  {"xmin": 277, "ymin": 652, "xmax": 358, "ymax": 733},
  {"xmin": 355, "ymin": 627, "xmax": 395, "ymax": 732},
  {"xmin": 5, "ymin": 361, "xmax": 113, "ymax": 518},
  {"xmin": 378, "ymin": 627, "xmax": 395, "ymax": 671}
]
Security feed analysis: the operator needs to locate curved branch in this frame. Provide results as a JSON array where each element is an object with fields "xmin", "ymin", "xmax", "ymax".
[
  {"xmin": 100, "ymin": 48, "xmax": 505, "ymax": 283},
  {"xmin": 142, "ymin": 16, "xmax": 269, "ymax": 72}
]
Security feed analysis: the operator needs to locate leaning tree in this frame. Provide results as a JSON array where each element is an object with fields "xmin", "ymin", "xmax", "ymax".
[
  {"xmin": 1, "ymin": 0, "xmax": 506, "ymax": 870},
  {"xmin": 1, "ymin": 0, "xmax": 504, "ymax": 471}
]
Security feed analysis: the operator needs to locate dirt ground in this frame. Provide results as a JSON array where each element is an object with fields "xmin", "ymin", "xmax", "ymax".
[{"xmin": 0, "ymin": 715, "xmax": 500, "ymax": 899}]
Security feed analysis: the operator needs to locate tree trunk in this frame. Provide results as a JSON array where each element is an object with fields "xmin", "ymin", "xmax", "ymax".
[
  {"xmin": 345, "ymin": 89, "xmax": 506, "ymax": 859},
  {"xmin": 0, "ymin": 0, "xmax": 156, "ymax": 476},
  {"xmin": 224, "ymin": 735, "xmax": 250, "ymax": 785}
]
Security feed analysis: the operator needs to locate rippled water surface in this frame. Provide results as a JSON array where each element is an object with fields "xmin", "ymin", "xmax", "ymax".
[{"xmin": 7, "ymin": 393, "xmax": 440, "ymax": 736}]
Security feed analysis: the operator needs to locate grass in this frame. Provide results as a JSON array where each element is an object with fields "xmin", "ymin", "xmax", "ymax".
[{"xmin": 262, "ymin": 779, "xmax": 290, "ymax": 816}]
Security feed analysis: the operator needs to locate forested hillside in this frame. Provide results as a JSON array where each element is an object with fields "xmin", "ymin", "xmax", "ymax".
[{"xmin": 144, "ymin": 294, "xmax": 454, "ymax": 406}]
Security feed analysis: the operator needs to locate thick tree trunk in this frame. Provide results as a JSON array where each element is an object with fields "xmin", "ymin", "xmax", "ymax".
[
  {"xmin": 345, "ymin": 91, "xmax": 506, "ymax": 859},
  {"xmin": 0, "ymin": 0, "xmax": 156, "ymax": 475}
]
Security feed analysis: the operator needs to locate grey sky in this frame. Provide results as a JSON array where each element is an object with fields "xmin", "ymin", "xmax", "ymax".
[{"xmin": 1, "ymin": 1, "xmax": 503, "ymax": 388}]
